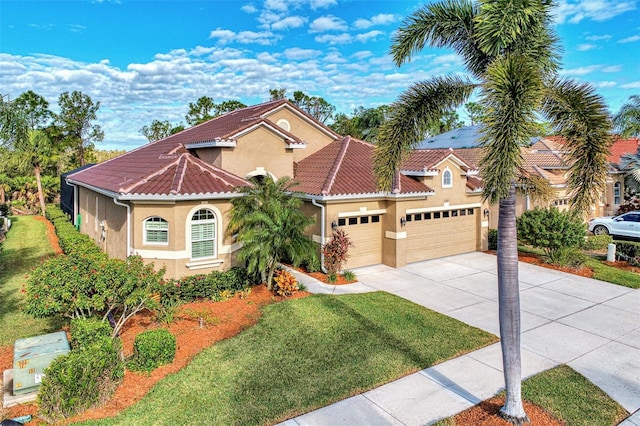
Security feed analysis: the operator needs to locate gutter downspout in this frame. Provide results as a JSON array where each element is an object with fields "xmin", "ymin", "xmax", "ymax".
[
  {"xmin": 113, "ymin": 198, "xmax": 132, "ymax": 257},
  {"xmin": 311, "ymin": 198, "xmax": 328, "ymax": 273}
]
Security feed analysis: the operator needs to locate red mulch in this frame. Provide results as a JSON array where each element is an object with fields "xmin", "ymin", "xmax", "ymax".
[
  {"xmin": 486, "ymin": 251, "xmax": 594, "ymax": 278},
  {"xmin": 33, "ymin": 215, "xmax": 64, "ymax": 256},
  {"xmin": 286, "ymin": 264, "xmax": 357, "ymax": 285},
  {"xmin": 0, "ymin": 286, "xmax": 309, "ymax": 424},
  {"xmin": 453, "ymin": 396, "xmax": 563, "ymax": 425},
  {"xmin": 603, "ymin": 260, "xmax": 640, "ymax": 273}
]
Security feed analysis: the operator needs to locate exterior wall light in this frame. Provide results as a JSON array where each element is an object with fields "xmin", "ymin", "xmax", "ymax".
[
  {"xmin": 400, "ymin": 216, "xmax": 406, "ymax": 227},
  {"xmin": 483, "ymin": 208, "xmax": 490, "ymax": 218},
  {"xmin": 331, "ymin": 221, "xmax": 338, "ymax": 231}
]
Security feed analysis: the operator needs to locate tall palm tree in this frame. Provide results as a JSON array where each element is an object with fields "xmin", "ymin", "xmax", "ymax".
[
  {"xmin": 614, "ymin": 95, "xmax": 640, "ymax": 137},
  {"xmin": 227, "ymin": 176, "xmax": 317, "ymax": 289},
  {"xmin": 374, "ymin": 1, "xmax": 612, "ymax": 423}
]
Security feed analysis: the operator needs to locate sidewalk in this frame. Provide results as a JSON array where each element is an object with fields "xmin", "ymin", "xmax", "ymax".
[{"xmin": 283, "ymin": 252, "xmax": 640, "ymax": 425}]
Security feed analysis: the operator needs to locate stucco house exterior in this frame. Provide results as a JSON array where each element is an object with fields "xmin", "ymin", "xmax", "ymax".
[{"xmin": 67, "ymin": 100, "xmax": 488, "ymax": 279}]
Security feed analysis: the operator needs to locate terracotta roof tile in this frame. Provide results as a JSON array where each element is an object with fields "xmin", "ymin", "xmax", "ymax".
[
  {"xmin": 294, "ymin": 136, "xmax": 432, "ymax": 196},
  {"xmin": 608, "ymin": 138, "xmax": 639, "ymax": 164},
  {"xmin": 403, "ymin": 148, "xmax": 475, "ymax": 173}
]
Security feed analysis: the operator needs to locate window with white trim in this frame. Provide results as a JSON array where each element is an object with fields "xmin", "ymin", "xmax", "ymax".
[
  {"xmin": 614, "ymin": 182, "xmax": 621, "ymax": 205},
  {"xmin": 190, "ymin": 209, "xmax": 216, "ymax": 259},
  {"xmin": 442, "ymin": 168, "xmax": 452, "ymax": 188},
  {"xmin": 144, "ymin": 217, "xmax": 168, "ymax": 244}
]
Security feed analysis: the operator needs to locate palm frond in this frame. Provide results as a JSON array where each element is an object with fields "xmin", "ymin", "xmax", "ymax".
[
  {"xmin": 515, "ymin": 171, "xmax": 554, "ymax": 203},
  {"xmin": 613, "ymin": 95, "xmax": 640, "ymax": 138},
  {"xmin": 374, "ymin": 75, "xmax": 475, "ymax": 190},
  {"xmin": 479, "ymin": 54, "xmax": 544, "ymax": 203},
  {"xmin": 542, "ymin": 78, "xmax": 613, "ymax": 215}
]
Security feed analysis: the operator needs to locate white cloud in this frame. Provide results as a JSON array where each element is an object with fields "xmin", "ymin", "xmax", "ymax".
[
  {"xmin": 271, "ymin": 15, "xmax": 307, "ymax": 30},
  {"xmin": 602, "ymin": 65, "xmax": 622, "ymax": 72},
  {"xmin": 264, "ymin": 0, "xmax": 288, "ymax": 12},
  {"xmin": 618, "ymin": 35, "xmax": 640, "ymax": 43},
  {"xmin": 241, "ymin": 4, "xmax": 258, "ymax": 13},
  {"xmin": 431, "ymin": 53, "xmax": 462, "ymax": 67},
  {"xmin": 355, "ymin": 30, "xmax": 384, "ymax": 43},
  {"xmin": 577, "ymin": 43, "xmax": 596, "ymax": 51},
  {"xmin": 310, "ymin": 15, "xmax": 348, "ymax": 32},
  {"xmin": 314, "ymin": 33, "xmax": 352, "ymax": 44},
  {"xmin": 594, "ymin": 81, "xmax": 617, "ymax": 88},
  {"xmin": 209, "ymin": 28, "xmax": 280, "ymax": 45},
  {"xmin": 560, "ymin": 65, "xmax": 601, "ymax": 76},
  {"xmin": 310, "ymin": 0, "xmax": 337, "ymax": 9},
  {"xmin": 554, "ymin": 0, "xmax": 637, "ymax": 24},
  {"xmin": 353, "ymin": 13, "xmax": 396, "ymax": 29},
  {"xmin": 621, "ymin": 81, "xmax": 640, "ymax": 89},
  {"xmin": 351, "ymin": 50, "xmax": 374, "ymax": 60},
  {"xmin": 586, "ymin": 34, "xmax": 611, "ymax": 41},
  {"xmin": 283, "ymin": 47, "xmax": 321, "ymax": 60},
  {"xmin": 209, "ymin": 28, "xmax": 236, "ymax": 43}
]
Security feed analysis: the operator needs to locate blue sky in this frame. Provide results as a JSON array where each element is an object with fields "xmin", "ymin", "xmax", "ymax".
[{"xmin": 1, "ymin": 0, "xmax": 639, "ymax": 150}]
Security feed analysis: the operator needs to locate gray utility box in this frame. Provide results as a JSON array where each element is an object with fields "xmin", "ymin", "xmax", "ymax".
[{"xmin": 13, "ymin": 331, "xmax": 70, "ymax": 395}]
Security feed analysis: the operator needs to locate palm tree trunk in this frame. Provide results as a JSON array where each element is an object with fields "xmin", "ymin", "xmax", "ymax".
[
  {"xmin": 34, "ymin": 165, "xmax": 46, "ymax": 215},
  {"xmin": 497, "ymin": 184, "xmax": 528, "ymax": 424}
]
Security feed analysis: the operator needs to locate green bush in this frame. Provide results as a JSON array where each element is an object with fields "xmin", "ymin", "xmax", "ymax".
[
  {"xmin": 615, "ymin": 241, "xmax": 640, "ymax": 266},
  {"xmin": 128, "ymin": 329, "xmax": 176, "ymax": 372},
  {"xmin": 45, "ymin": 204, "xmax": 101, "ymax": 256},
  {"xmin": 517, "ymin": 207, "xmax": 586, "ymax": 260},
  {"xmin": 545, "ymin": 247, "xmax": 585, "ymax": 268},
  {"xmin": 488, "ymin": 228, "xmax": 498, "ymax": 251},
  {"xmin": 303, "ymin": 257, "xmax": 322, "ymax": 273},
  {"xmin": 70, "ymin": 318, "xmax": 112, "ymax": 349},
  {"xmin": 342, "ymin": 270, "xmax": 356, "ymax": 281},
  {"xmin": 582, "ymin": 235, "xmax": 613, "ymax": 251},
  {"xmin": 156, "ymin": 267, "xmax": 252, "ymax": 304},
  {"xmin": 38, "ymin": 338, "xmax": 124, "ymax": 420}
]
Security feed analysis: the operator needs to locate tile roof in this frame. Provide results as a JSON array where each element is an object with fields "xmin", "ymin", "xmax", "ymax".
[
  {"xmin": 294, "ymin": 136, "xmax": 432, "ymax": 196},
  {"xmin": 608, "ymin": 138, "xmax": 639, "ymax": 164},
  {"xmin": 403, "ymin": 148, "xmax": 475, "ymax": 173},
  {"xmin": 67, "ymin": 99, "xmax": 322, "ymax": 197}
]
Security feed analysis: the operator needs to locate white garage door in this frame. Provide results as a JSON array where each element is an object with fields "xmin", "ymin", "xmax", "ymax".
[
  {"xmin": 405, "ymin": 207, "xmax": 478, "ymax": 263},
  {"xmin": 336, "ymin": 214, "xmax": 382, "ymax": 269}
]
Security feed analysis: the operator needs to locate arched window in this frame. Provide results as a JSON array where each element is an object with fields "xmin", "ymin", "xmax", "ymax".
[
  {"xmin": 442, "ymin": 168, "xmax": 453, "ymax": 188},
  {"xmin": 190, "ymin": 208, "xmax": 216, "ymax": 259},
  {"xmin": 614, "ymin": 182, "xmax": 621, "ymax": 205},
  {"xmin": 143, "ymin": 217, "xmax": 168, "ymax": 244}
]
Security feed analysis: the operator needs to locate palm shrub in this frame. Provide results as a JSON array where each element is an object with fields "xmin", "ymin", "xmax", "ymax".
[
  {"xmin": 227, "ymin": 177, "xmax": 317, "ymax": 289},
  {"xmin": 517, "ymin": 207, "xmax": 586, "ymax": 261},
  {"xmin": 322, "ymin": 229, "xmax": 354, "ymax": 274}
]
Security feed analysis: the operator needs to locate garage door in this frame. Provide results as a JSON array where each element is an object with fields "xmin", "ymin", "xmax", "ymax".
[
  {"xmin": 337, "ymin": 214, "xmax": 382, "ymax": 269},
  {"xmin": 405, "ymin": 207, "xmax": 478, "ymax": 263}
]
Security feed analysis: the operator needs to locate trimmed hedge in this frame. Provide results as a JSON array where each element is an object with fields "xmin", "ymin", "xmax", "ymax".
[
  {"xmin": 70, "ymin": 317, "xmax": 112, "ymax": 349},
  {"xmin": 615, "ymin": 240, "xmax": 640, "ymax": 266},
  {"xmin": 38, "ymin": 338, "xmax": 125, "ymax": 420},
  {"xmin": 156, "ymin": 267, "xmax": 251, "ymax": 304},
  {"xmin": 45, "ymin": 204, "xmax": 102, "ymax": 256},
  {"xmin": 128, "ymin": 328, "xmax": 176, "ymax": 372}
]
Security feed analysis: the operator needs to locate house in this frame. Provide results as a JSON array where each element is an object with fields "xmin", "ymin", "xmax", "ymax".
[{"xmin": 67, "ymin": 100, "xmax": 488, "ymax": 279}]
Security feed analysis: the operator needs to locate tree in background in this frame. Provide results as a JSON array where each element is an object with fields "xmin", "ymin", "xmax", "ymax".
[
  {"xmin": 289, "ymin": 90, "xmax": 335, "ymax": 124},
  {"xmin": 614, "ymin": 95, "xmax": 640, "ymax": 138},
  {"xmin": 140, "ymin": 119, "xmax": 182, "ymax": 142},
  {"xmin": 13, "ymin": 90, "xmax": 53, "ymax": 130},
  {"xmin": 374, "ymin": 1, "xmax": 612, "ymax": 422},
  {"xmin": 330, "ymin": 105, "xmax": 391, "ymax": 143},
  {"xmin": 269, "ymin": 88, "xmax": 287, "ymax": 100},
  {"xmin": 227, "ymin": 177, "xmax": 316, "ymax": 289},
  {"xmin": 56, "ymin": 91, "xmax": 104, "ymax": 167},
  {"xmin": 185, "ymin": 96, "xmax": 246, "ymax": 126},
  {"xmin": 464, "ymin": 102, "xmax": 484, "ymax": 125}
]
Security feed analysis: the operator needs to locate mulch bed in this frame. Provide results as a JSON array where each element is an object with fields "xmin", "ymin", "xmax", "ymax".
[
  {"xmin": 452, "ymin": 396, "xmax": 563, "ymax": 425},
  {"xmin": 486, "ymin": 250, "xmax": 594, "ymax": 278},
  {"xmin": 286, "ymin": 264, "xmax": 357, "ymax": 285}
]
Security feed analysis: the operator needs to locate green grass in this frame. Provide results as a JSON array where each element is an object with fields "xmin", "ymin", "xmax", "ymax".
[
  {"xmin": 434, "ymin": 365, "xmax": 628, "ymax": 425},
  {"xmin": 0, "ymin": 216, "xmax": 65, "ymax": 347},
  {"xmin": 522, "ymin": 365, "xmax": 629, "ymax": 425},
  {"xmin": 584, "ymin": 256, "xmax": 640, "ymax": 289},
  {"xmin": 82, "ymin": 292, "xmax": 497, "ymax": 426}
]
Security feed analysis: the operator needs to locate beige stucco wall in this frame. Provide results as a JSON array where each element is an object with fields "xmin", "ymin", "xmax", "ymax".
[
  {"xmin": 263, "ymin": 108, "xmax": 336, "ymax": 162},
  {"xmin": 76, "ymin": 187, "xmax": 128, "ymax": 260}
]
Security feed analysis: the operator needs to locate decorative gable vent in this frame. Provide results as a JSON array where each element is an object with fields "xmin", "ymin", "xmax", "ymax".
[{"xmin": 276, "ymin": 119, "xmax": 291, "ymax": 132}]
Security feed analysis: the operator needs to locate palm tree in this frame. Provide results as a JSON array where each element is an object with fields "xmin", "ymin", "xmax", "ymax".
[
  {"xmin": 614, "ymin": 95, "xmax": 640, "ymax": 137},
  {"xmin": 620, "ymin": 148, "xmax": 640, "ymax": 193},
  {"xmin": 374, "ymin": 1, "xmax": 612, "ymax": 423},
  {"xmin": 227, "ymin": 176, "xmax": 317, "ymax": 289}
]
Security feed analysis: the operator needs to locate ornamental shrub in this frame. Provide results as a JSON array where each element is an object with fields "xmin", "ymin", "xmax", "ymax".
[
  {"xmin": 615, "ymin": 241, "xmax": 640, "ymax": 266},
  {"xmin": 582, "ymin": 234, "xmax": 613, "ymax": 251},
  {"xmin": 38, "ymin": 338, "xmax": 124, "ymax": 420},
  {"xmin": 517, "ymin": 207, "xmax": 586, "ymax": 260},
  {"xmin": 488, "ymin": 228, "xmax": 498, "ymax": 251},
  {"xmin": 273, "ymin": 269, "xmax": 299, "ymax": 296},
  {"xmin": 155, "ymin": 267, "xmax": 251, "ymax": 304},
  {"xmin": 127, "ymin": 328, "xmax": 176, "ymax": 372},
  {"xmin": 322, "ymin": 229, "xmax": 354, "ymax": 274},
  {"xmin": 70, "ymin": 317, "xmax": 112, "ymax": 349}
]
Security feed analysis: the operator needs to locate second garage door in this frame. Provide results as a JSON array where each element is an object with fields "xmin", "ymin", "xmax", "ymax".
[{"xmin": 405, "ymin": 207, "xmax": 478, "ymax": 263}]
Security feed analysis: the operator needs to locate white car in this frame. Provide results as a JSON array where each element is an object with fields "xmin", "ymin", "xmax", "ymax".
[{"xmin": 588, "ymin": 211, "xmax": 640, "ymax": 240}]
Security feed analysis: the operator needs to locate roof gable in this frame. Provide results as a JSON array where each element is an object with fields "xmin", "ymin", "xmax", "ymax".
[
  {"xmin": 402, "ymin": 148, "xmax": 476, "ymax": 175},
  {"xmin": 294, "ymin": 136, "xmax": 432, "ymax": 197}
]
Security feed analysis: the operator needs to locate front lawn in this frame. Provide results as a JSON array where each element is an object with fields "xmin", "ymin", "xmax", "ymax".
[
  {"xmin": 83, "ymin": 291, "xmax": 497, "ymax": 425},
  {"xmin": 0, "ymin": 216, "xmax": 65, "ymax": 347}
]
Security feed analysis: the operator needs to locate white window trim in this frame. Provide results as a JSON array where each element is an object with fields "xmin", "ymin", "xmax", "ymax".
[
  {"xmin": 442, "ymin": 167, "xmax": 453, "ymax": 188},
  {"xmin": 186, "ymin": 205, "xmax": 222, "ymax": 261},
  {"xmin": 614, "ymin": 182, "xmax": 621, "ymax": 205},
  {"xmin": 143, "ymin": 216, "xmax": 169, "ymax": 246}
]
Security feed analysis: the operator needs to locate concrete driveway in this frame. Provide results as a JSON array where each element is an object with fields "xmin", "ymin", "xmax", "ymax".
[{"xmin": 286, "ymin": 252, "xmax": 640, "ymax": 425}]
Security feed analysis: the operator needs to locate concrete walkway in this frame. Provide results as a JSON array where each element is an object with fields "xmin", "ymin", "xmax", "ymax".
[{"xmin": 283, "ymin": 252, "xmax": 640, "ymax": 425}]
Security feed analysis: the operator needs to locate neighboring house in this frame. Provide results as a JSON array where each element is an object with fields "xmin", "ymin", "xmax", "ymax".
[
  {"xmin": 67, "ymin": 100, "xmax": 487, "ymax": 279},
  {"xmin": 607, "ymin": 137, "xmax": 640, "ymax": 210},
  {"xmin": 454, "ymin": 136, "xmax": 627, "ymax": 225}
]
